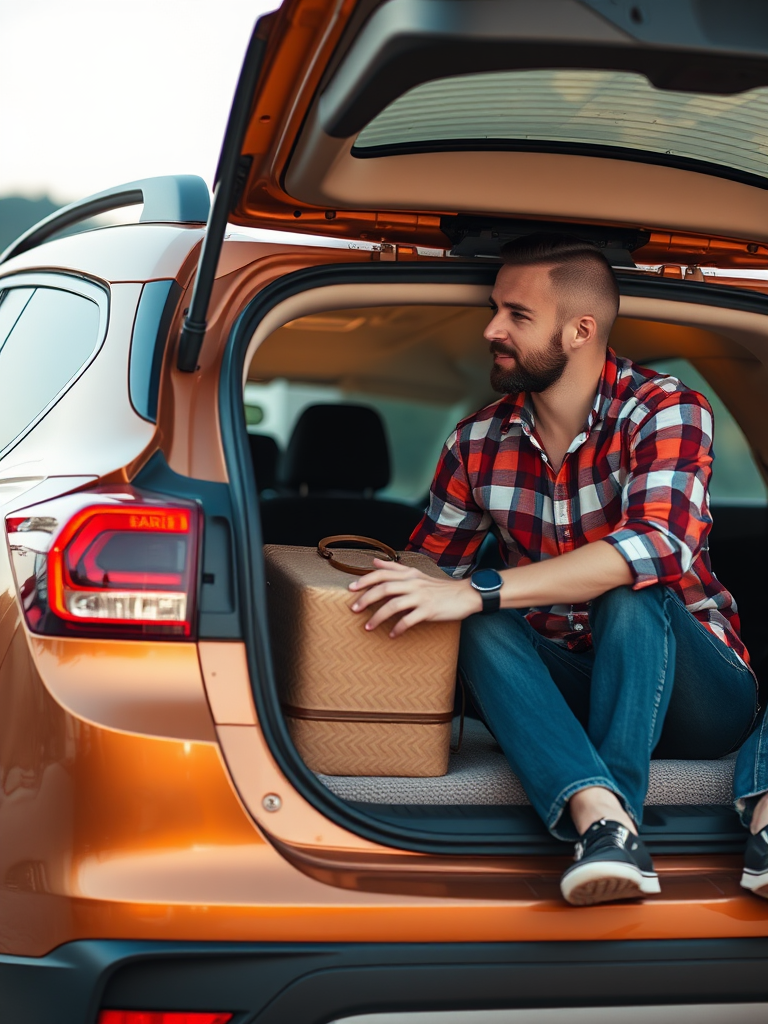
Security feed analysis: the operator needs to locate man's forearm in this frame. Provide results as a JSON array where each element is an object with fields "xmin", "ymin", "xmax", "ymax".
[{"xmin": 498, "ymin": 540, "xmax": 634, "ymax": 608}]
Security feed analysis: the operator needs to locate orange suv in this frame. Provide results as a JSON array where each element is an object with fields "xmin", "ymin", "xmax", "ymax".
[{"xmin": 2, "ymin": 1, "xmax": 768, "ymax": 1021}]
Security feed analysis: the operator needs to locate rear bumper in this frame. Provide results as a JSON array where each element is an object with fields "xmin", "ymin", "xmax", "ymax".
[{"xmin": 4, "ymin": 938, "xmax": 768, "ymax": 1024}]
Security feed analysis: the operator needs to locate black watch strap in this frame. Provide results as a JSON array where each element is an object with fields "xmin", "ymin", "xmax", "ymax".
[{"xmin": 479, "ymin": 589, "xmax": 501, "ymax": 614}]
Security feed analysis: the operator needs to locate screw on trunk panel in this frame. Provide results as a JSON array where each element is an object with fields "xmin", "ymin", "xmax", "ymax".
[{"xmin": 262, "ymin": 793, "xmax": 282, "ymax": 812}]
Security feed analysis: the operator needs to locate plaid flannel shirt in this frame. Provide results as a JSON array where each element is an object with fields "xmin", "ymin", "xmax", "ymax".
[{"xmin": 408, "ymin": 348, "xmax": 749, "ymax": 665}]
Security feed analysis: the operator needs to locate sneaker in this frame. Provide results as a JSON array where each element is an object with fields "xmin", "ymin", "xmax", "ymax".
[
  {"xmin": 560, "ymin": 818, "xmax": 661, "ymax": 906},
  {"xmin": 740, "ymin": 826, "xmax": 768, "ymax": 898}
]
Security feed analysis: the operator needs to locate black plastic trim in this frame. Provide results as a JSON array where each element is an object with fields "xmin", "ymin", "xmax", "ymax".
[
  {"xmin": 3, "ymin": 937, "xmax": 768, "ymax": 1024},
  {"xmin": 129, "ymin": 280, "xmax": 182, "ymax": 423},
  {"xmin": 440, "ymin": 215, "xmax": 651, "ymax": 263},
  {"xmin": 352, "ymin": 138, "xmax": 768, "ymax": 192},
  {"xmin": 219, "ymin": 260, "xmax": 768, "ymax": 856},
  {"xmin": 135, "ymin": 452, "xmax": 242, "ymax": 640},
  {"xmin": 616, "ymin": 274, "xmax": 768, "ymax": 313}
]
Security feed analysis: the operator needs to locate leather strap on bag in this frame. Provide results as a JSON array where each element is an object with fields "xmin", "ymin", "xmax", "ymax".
[
  {"xmin": 317, "ymin": 535, "xmax": 400, "ymax": 576},
  {"xmin": 451, "ymin": 671, "xmax": 467, "ymax": 754}
]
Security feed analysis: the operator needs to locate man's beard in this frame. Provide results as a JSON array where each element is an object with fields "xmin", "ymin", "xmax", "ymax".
[{"xmin": 489, "ymin": 327, "xmax": 568, "ymax": 395}]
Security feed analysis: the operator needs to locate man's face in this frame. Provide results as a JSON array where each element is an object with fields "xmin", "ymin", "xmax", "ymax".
[{"xmin": 484, "ymin": 263, "xmax": 568, "ymax": 395}]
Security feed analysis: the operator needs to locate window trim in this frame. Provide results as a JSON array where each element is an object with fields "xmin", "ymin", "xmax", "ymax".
[{"xmin": 0, "ymin": 272, "xmax": 110, "ymax": 462}]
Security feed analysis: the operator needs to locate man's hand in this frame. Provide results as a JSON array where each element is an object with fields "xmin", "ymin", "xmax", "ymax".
[
  {"xmin": 349, "ymin": 558, "xmax": 482, "ymax": 638},
  {"xmin": 349, "ymin": 541, "xmax": 634, "ymax": 638}
]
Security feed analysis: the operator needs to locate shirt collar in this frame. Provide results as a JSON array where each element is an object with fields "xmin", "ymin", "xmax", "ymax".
[
  {"xmin": 500, "ymin": 347, "xmax": 619, "ymax": 436},
  {"xmin": 589, "ymin": 346, "xmax": 619, "ymax": 431}
]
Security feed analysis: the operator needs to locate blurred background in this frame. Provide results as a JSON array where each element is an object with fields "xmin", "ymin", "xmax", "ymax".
[{"xmin": 0, "ymin": 0, "xmax": 279, "ymax": 250}]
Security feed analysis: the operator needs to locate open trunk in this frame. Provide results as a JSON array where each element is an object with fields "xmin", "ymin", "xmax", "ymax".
[
  {"xmin": 218, "ymin": 257, "xmax": 768, "ymax": 859},
  {"xmin": 179, "ymin": 0, "xmax": 768, "ymax": 872}
]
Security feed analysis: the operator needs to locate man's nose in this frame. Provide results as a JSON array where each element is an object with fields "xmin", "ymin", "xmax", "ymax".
[{"xmin": 484, "ymin": 314, "xmax": 507, "ymax": 343}]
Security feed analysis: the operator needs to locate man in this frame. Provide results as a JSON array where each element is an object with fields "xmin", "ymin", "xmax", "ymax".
[{"xmin": 349, "ymin": 233, "xmax": 767, "ymax": 907}]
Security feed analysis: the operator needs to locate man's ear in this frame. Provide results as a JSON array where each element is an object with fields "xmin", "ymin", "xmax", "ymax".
[{"xmin": 570, "ymin": 314, "xmax": 599, "ymax": 351}]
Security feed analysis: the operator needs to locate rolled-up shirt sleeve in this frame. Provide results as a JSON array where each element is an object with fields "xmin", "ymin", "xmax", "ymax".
[
  {"xmin": 407, "ymin": 427, "xmax": 492, "ymax": 577},
  {"xmin": 602, "ymin": 389, "xmax": 714, "ymax": 588}
]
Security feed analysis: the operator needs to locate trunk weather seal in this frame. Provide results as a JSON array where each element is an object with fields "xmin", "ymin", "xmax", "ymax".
[
  {"xmin": 219, "ymin": 262, "xmax": 768, "ymax": 855},
  {"xmin": 351, "ymin": 138, "xmax": 768, "ymax": 193}
]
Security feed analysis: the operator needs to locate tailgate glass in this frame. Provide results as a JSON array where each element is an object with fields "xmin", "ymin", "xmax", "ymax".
[{"xmin": 354, "ymin": 68, "xmax": 768, "ymax": 181}]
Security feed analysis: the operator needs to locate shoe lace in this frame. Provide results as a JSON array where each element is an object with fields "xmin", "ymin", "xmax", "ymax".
[{"xmin": 574, "ymin": 819, "xmax": 634, "ymax": 861}]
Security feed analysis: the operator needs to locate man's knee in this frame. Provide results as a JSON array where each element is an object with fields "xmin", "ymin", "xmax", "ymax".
[
  {"xmin": 459, "ymin": 607, "xmax": 534, "ymax": 660},
  {"xmin": 590, "ymin": 583, "xmax": 668, "ymax": 627}
]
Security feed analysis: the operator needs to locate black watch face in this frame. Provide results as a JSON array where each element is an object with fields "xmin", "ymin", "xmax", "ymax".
[{"xmin": 471, "ymin": 568, "xmax": 502, "ymax": 592}]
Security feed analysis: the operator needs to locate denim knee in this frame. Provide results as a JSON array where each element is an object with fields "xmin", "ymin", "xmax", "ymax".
[
  {"xmin": 590, "ymin": 582, "xmax": 666, "ymax": 628},
  {"xmin": 458, "ymin": 609, "xmax": 537, "ymax": 692}
]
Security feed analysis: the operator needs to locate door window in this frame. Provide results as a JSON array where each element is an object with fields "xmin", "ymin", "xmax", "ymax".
[
  {"xmin": 0, "ymin": 287, "xmax": 34, "ymax": 349},
  {"xmin": 0, "ymin": 285, "xmax": 101, "ymax": 452}
]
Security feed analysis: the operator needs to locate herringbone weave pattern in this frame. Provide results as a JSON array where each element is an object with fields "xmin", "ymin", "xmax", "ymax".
[
  {"xmin": 264, "ymin": 544, "xmax": 460, "ymax": 776},
  {"xmin": 287, "ymin": 718, "xmax": 452, "ymax": 776}
]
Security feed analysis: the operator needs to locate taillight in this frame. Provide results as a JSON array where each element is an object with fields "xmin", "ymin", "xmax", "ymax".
[
  {"xmin": 6, "ymin": 488, "xmax": 200, "ymax": 639},
  {"xmin": 98, "ymin": 1013, "xmax": 232, "ymax": 1024}
]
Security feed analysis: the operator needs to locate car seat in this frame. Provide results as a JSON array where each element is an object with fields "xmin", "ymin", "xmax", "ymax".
[
  {"xmin": 258, "ymin": 403, "xmax": 424, "ymax": 548},
  {"xmin": 248, "ymin": 433, "xmax": 280, "ymax": 494}
]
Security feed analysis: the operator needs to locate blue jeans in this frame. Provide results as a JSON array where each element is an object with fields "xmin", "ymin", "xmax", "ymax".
[{"xmin": 459, "ymin": 585, "xmax": 759, "ymax": 840}]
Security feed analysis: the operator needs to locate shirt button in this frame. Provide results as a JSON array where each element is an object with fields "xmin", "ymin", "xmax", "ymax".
[{"xmin": 564, "ymin": 529, "xmax": 571, "ymax": 538}]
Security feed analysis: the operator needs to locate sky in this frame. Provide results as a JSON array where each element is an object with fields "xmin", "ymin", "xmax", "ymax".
[{"xmin": 0, "ymin": 0, "xmax": 280, "ymax": 204}]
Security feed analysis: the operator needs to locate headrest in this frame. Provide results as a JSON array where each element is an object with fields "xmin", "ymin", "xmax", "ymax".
[
  {"xmin": 248, "ymin": 433, "xmax": 280, "ymax": 492},
  {"xmin": 282, "ymin": 404, "xmax": 390, "ymax": 493}
]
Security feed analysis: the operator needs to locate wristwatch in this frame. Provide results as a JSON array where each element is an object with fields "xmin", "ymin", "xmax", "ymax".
[{"xmin": 470, "ymin": 568, "xmax": 504, "ymax": 614}]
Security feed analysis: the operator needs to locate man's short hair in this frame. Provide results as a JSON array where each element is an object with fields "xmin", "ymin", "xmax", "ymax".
[{"xmin": 499, "ymin": 232, "xmax": 620, "ymax": 343}]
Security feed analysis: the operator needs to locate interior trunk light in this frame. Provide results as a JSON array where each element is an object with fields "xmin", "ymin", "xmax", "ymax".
[
  {"xmin": 6, "ymin": 490, "xmax": 200, "ymax": 640},
  {"xmin": 97, "ymin": 1013, "xmax": 233, "ymax": 1024}
]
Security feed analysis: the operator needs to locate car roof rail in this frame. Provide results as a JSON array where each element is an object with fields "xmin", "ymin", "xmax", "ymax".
[{"xmin": 0, "ymin": 174, "xmax": 211, "ymax": 265}]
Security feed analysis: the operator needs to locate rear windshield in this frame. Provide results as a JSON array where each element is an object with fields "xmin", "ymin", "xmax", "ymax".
[{"xmin": 353, "ymin": 68, "xmax": 768, "ymax": 181}]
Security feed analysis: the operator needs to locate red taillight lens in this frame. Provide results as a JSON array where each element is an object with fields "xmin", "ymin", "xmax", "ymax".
[
  {"xmin": 6, "ymin": 490, "xmax": 200, "ymax": 639},
  {"xmin": 98, "ymin": 1013, "xmax": 232, "ymax": 1024},
  {"xmin": 50, "ymin": 506, "xmax": 195, "ymax": 630}
]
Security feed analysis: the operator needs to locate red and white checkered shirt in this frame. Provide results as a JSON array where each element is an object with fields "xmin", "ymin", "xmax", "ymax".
[{"xmin": 408, "ymin": 348, "xmax": 749, "ymax": 664}]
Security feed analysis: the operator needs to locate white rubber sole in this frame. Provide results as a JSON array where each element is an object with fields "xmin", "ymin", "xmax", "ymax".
[
  {"xmin": 740, "ymin": 869, "xmax": 768, "ymax": 898},
  {"xmin": 561, "ymin": 861, "xmax": 661, "ymax": 906}
]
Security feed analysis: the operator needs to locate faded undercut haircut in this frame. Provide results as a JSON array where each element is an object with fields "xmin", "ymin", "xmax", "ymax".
[{"xmin": 499, "ymin": 233, "xmax": 620, "ymax": 343}]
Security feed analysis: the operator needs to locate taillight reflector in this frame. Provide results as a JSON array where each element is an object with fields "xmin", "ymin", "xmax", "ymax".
[{"xmin": 98, "ymin": 1013, "xmax": 232, "ymax": 1024}]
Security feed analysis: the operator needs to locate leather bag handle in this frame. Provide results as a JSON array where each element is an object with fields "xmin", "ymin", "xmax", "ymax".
[{"xmin": 317, "ymin": 535, "xmax": 400, "ymax": 576}]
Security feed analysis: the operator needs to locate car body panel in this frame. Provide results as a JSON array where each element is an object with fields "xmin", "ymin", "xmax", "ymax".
[
  {"xmin": 4, "ymin": 1, "xmax": 768, "ymax": 992},
  {"xmin": 2, "ymin": 227, "xmax": 768, "ymax": 960},
  {"xmin": 0, "ymin": 224, "xmax": 204, "ymax": 287},
  {"xmin": 2, "ymin": 600, "xmax": 768, "ymax": 959},
  {"xmin": 28, "ymin": 637, "xmax": 216, "ymax": 742}
]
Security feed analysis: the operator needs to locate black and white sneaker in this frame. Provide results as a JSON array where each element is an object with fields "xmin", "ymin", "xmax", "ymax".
[
  {"xmin": 740, "ymin": 826, "xmax": 768, "ymax": 898},
  {"xmin": 560, "ymin": 819, "xmax": 661, "ymax": 906}
]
